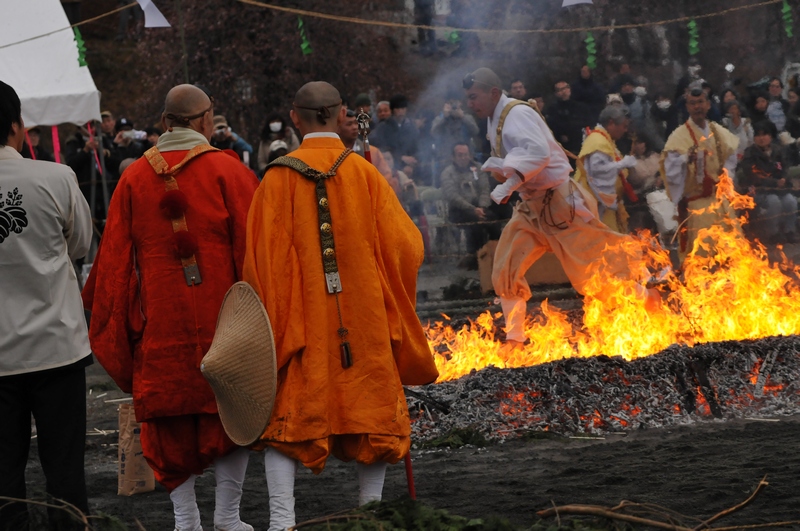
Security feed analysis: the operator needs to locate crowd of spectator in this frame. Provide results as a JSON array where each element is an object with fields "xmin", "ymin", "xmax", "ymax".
[{"xmin": 33, "ymin": 61, "xmax": 800, "ymax": 263}]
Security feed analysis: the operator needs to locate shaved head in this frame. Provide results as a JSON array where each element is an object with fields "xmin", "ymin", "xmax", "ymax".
[
  {"xmin": 162, "ymin": 84, "xmax": 213, "ymax": 130},
  {"xmin": 292, "ymin": 81, "xmax": 342, "ymax": 129}
]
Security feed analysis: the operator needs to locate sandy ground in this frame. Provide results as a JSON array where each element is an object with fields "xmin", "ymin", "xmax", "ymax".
[{"xmin": 16, "ymin": 361, "xmax": 800, "ymax": 530}]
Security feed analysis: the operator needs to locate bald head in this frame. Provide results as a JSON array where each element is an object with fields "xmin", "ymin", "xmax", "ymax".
[
  {"xmin": 290, "ymin": 81, "xmax": 343, "ymax": 134},
  {"xmin": 162, "ymin": 84, "xmax": 213, "ymax": 134}
]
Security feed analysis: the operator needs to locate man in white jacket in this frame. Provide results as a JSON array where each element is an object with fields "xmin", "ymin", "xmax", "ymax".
[
  {"xmin": 0, "ymin": 80, "xmax": 93, "ymax": 530},
  {"xmin": 463, "ymin": 68, "xmax": 659, "ymax": 344}
]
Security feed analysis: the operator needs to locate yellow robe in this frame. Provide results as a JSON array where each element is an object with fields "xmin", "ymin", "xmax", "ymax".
[
  {"xmin": 659, "ymin": 121, "xmax": 740, "ymax": 260},
  {"xmin": 573, "ymin": 129, "xmax": 629, "ymax": 233},
  {"xmin": 244, "ymin": 136, "xmax": 438, "ymax": 473}
]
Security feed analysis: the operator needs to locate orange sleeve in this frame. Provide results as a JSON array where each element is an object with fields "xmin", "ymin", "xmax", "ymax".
[
  {"xmin": 243, "ymin": 175, "xmax": 307, "ymax": 370},
  {"xmin": 373, "ymin": 177, "xmax": 439, "ymax": 385}
]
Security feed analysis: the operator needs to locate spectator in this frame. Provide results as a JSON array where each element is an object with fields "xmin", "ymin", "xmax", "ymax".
[
  {"xmin": 571, "ymin": 65, "xmax": 606, "ymax": 124},
  {"xmin": 99, "ymin": 110, "xmax": 116, "ymax": 147},
  {"xmin": 382, "ymin": 150, "xmax": 419, "ymax": 212},
  {"xmin": 211, "ymin": 114, "xmax": 254, "ymax": 167},
  {"xmin": 109, "ymin": 117, "xmax": 146, "ymax": 180},
  {"xmin": 722, "ymin": 100, "xmax": 754, "ymax": 160},
  {"xmin": 0, "ymin": 79, "xmax": 93, "ymax": 531},
  {"xmin": 720, "ymin": 88, "xmax": 738, "ymax": 106},
  {"xmin": 750, "ymin": 92, "xmax": 769, "ymax": 124},
  {"xmin": 371, "ymin": 94, "xmax": 419, "ymax": 175},
  {"xmin": 625, "ymin": 133, "xmax": 662, "ymax": 234},
  {"xmin": 545, "ymin": 80, "xmax": 593, "ymax": 157},
  {"xmin": 338, "ymin": 108, "xmax": 396, "ymax": 189},
  {"xmin": 529, "ymin": 91, "xmax": 545, "ymax": 114},
  {"xmin": 144, "ymin": 126, "xmax": 162, "ymax": 149},
  {"xmin": 414, "ymin": 0, "xmax": 436, "ymax": 55},
  {"xmin": 509, "ymin": 79, "xmax": 527, "ymax": 101},
  {"xmin": 413, "ymin": 108, "xmax": 436, "ymax": 186},
  {"xmin": 674, "ymin": 57, "xmax": 703, "ymax": 102},
  {"xmin": 20, "ymin": 126, "xmax": 54, "ymax": 161},
  {"xmin": 650, "ymin": 93, "xmax": 679, "ymax": 143},
  {"xmin": 64, "ymin": 125, "xmax": 112, "ymax": 220},
  {"xmin": 267, "ymin": 140, "xmax": 288, "ymax": 165},
  {"xmin": 257, "ymin": 113, "xmax": 299, "ymax": 173},
  {"xmin": 439, "ymin": 142, "xmax": 501, "ymax": 268},
  {"xmin": 766, "ymin": 76, "xmax": 791, "ymax": 132},
  {"xmin": 376, "ymin": 101, "xmax": 391, "ymax": 122},
  {"xmin": 609, "ymin": 61, "xmax": 633, "ymax": 94},
  {"xmin": 431, "ymin": 97, "xmax": 479, "ymax": 172},
  {"xmin": 701, "ymin": 81, "xmax": 723, "ymax": 123},
  {"xmin": 739, "ymin": 120, "xmax": 798, "ymax": 243}
]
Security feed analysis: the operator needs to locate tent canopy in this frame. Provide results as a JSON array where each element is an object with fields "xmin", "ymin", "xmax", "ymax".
[{"xmin": 0, "ymin": 0, "xmax": 101, "ymax": 127}]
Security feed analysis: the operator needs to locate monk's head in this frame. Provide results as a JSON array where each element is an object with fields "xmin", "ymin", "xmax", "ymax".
[
  {"xmin": 290, "ymin": 82, "xmax": 344, "ymax": 136},
  {"xmin": 463, "ymin": 67, "xmax": 502, "ymax": 120},
  {"xmin": 161, "ymin": 84, "xmax": 215, "ymax": 140}
]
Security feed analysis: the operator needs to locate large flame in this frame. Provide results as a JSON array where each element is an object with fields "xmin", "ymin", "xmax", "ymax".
[{"xmin": 428, "ymin": 171, "xmax": 800, "ymax": 382}]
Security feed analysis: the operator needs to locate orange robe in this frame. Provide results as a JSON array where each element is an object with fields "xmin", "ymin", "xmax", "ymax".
[
  {"xmin": 82, "ymin": 146, "xmax": 259, "ymax": 490},
  {"xmin": 244, "ymin": 136, "xmax": 438, "ymax": 473}
]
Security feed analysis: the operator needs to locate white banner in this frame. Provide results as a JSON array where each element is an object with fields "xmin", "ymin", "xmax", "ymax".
[
  {"xmin": 562, "ymin": 0, "xmax": 593, "ymax": 6},
  {"xmin": 136, "ymin": 0, "xmax": 171, "ymax": 28}
]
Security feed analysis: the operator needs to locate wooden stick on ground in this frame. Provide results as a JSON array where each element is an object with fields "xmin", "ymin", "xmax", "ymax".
[
  {"xmin": 693, "ymin": 475, "xmax": 769, "ymax": 531},
  {"xmin": 0, "ymin": 496, "xmax": 90, "ymax": 530},
  {"xmin": 537, "ymin": 504, "xmax": 694, "ymax": 531}
]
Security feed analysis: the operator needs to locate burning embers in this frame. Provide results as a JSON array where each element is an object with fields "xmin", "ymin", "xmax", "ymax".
[
  {"xmin": 409, "ymin": 336, "xmax": 798, "ymax": 443},
  {"xmin": 426, "ymin": 171, "xmax": 800, "ymax": 383}
]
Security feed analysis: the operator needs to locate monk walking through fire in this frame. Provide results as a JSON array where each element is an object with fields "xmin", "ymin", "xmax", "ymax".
[
  {"xmin": 243, "ymin": 81, "xmax": 439, "ymax": 530},
  {"xmin": 660, "ymin": 83, "xmax": 740, "ymax": 262},
  {"xmin": 463, "ymin": 67, "xmax": 659, "ymax": 344},
  {"xmin": 82, "ymin": 84, "xmax": 258, "ymax": 531}
]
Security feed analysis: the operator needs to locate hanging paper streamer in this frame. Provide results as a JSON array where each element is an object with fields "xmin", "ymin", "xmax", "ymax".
[
  {"xmin": 73, "ymin": 27, "xmax": 87, "ymax": 67},
  {"xmin": 585, "ymin": 32, "xmax": 597, "ymax": 70},
  {"xmin": 783, "ymin": 0, "xmax": 794, "ymax": 38},
  {"xmin": 688, "ymin": 19, "xmax": 699, "ymax": 56},
  {"xmin": 298, "ymin": 16, "xmax": 313, "ymax": 55}
]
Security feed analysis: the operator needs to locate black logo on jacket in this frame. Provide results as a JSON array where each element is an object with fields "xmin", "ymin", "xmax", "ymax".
[{"xmin": 0, "ymin": 187, "xmax": 27, "ymax": 243}]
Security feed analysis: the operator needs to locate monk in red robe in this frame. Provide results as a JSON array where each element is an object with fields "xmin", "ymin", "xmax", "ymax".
[
  {"xmin": 82, "ymin": 84, "xmax": 258, "ymax": 531},
  {"xmin": 244, "ymin": 81, "xmax": 438, "ymax": 530}
]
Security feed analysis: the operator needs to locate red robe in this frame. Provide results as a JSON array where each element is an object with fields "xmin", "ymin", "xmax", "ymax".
[{"xmin": 82, "ymin": 147, "xmax": 258, "ymax": 489}]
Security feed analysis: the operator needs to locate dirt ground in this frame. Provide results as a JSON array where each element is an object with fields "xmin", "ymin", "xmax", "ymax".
[{"xmin": 17, "ymin": 361, "xmax": 800, "ymax": 530}]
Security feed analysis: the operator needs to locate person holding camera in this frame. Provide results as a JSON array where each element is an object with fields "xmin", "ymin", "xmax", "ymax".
[
  {"xmin": 431, "ymin": 97, "xmax": 479, "ymax": 174},
  {"xmin": 210, "ymin": 115, "xmax": 254, "ymax": 168},
  {"xmin": 109, "ymin": 117, "xmax": 146, "ymax": 179}
]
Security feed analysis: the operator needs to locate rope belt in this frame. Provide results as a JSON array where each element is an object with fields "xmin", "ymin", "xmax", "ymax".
[{"xmin": 266, "ymin": 149, "xmax": 354, "ymax": 368}]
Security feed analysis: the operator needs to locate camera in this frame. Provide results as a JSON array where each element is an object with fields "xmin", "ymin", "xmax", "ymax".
[{"xmin": 122, "ymin": 130, "xmax": 136, "ymax": 140}]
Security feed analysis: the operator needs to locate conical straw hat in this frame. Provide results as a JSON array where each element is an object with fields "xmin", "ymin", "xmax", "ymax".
[{"xmin": 201, "ymin": 281, "xmax": 277, "ymax": 446}]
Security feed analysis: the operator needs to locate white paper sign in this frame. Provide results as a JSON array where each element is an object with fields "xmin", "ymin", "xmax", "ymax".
[{"xmin": 136, "ymin": 0, "xmax": 171, "ymax": 28}]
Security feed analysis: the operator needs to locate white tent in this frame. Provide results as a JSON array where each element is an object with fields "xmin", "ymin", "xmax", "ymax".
[{"xmin": 0, "ymin": 0, "xmax": 101, "ymax": 127}]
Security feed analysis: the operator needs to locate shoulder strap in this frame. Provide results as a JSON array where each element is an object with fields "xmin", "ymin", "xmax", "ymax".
[
  {"xmin": 266, "ymin": 149, "xmax": 356, "ymax": 369},
  {"xmin": 494, "ymin": 100, "xmax": 530, "ymax": 158}
]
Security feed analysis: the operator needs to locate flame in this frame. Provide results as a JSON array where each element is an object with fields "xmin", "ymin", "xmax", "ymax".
[{"xmin": 428, "ymin": 171, "xmax": 800, "ymax": 382}]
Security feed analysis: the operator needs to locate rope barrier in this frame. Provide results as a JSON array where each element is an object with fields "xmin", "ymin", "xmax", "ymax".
[
  {"xmin": 0, "ymin": 2, "xmax": 138, "ymax": 50},
  {"xmin": 237, "ymin": 0, "xmax": 784, "ymax": 35}
]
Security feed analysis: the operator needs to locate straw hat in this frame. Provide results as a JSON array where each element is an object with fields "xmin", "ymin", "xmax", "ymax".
[{"xmin": 200, "ymin": 281, "xmax": 277, "ymax": 446}]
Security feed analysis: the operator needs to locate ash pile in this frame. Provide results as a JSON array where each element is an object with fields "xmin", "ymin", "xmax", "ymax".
[{"xmin": 408, "ymin": 336, "xmax": 800, "ymax": 443}]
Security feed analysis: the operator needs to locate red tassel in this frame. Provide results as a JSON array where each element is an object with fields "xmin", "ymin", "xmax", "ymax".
[
  {"xmin": 174, "ymin": 230, "xmax": 198, "ymax": 258},
  {"xmin": 159, "ymin": 190, "xmax": 189, "ymax": 219}
]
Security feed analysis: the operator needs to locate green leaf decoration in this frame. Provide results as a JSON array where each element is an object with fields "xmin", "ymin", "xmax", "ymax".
[
  {"xmin": 297, "ymin": 16, "xmax": 313, "ymax": 55},
  {"xmin": 448, "ymin": 31, "xmax": 461, "ymax": 44},
  {"xmin": 687, "ymin": 18, "xmax": 699, "ymax": 56},
  {"xmin": 783, "ymin": 0, "xmax": 794, "ymax": 38},
  {"xmin": 73, "ymin": 27, "xmax": 87, "ymax": 67},
  {"xmin": 585, "ymin": 31, "xmax": 597, "ymax": 70}
]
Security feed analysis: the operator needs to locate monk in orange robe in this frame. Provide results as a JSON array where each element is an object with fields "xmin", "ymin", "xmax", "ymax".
[
  {"xmin": 82, "ymin": 85, "xmax": 258, "ymax": 531},
  {"xmin": 244, "ymin": 81, "xmax": 438, "ymax": 530}
]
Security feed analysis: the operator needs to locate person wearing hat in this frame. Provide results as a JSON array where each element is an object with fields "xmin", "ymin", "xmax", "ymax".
[
  {"xmin": 660, "ymin": 83, "xmax": 740, "ymax": 262},
  {"xmin": 211, "ymin": 114, "xmax": 254, "ymax": 168},
  {"xmin": 82, "ymin": 84, "xmax": 259, "ymax": 531},
  {"xmin": 257, "ymin": 114, "xmax": 300, "ymax": 174},
  {"xmin": 244, "ymin": 81, "xmax": 438, "ymax": 530},
  {"xmin": 463, "ymin": 67, "xmax": 660, "ymax": 344},
  {"xmin": 109, "ymin": 117, "xmax": 146, "ymax": 180},
  {"xmin": 370, "ymin": 94, "xmax": 418, "ymax": 174},
  {"xmin": 20, "ymin": 126, "xmax": 54, "ymax": 162}
]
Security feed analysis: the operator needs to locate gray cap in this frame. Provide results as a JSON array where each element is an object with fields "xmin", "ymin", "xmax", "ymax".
[{"xmin": 463, "ymin": 67, "xmax": 503, "ymax": 90}]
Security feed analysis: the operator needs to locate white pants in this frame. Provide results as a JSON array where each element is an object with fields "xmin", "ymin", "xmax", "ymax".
[
  {"xmin": 263, "ymin": 447, "xmax": 388, "ymax": 531},
  {"xmin": 170, "ymin": 448, "xmax": 250, "ymax": 531}
]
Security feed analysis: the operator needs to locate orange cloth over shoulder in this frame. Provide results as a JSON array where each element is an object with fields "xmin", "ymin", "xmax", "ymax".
[{"xmin": 244, "ymin": 136, "xmax": 438, "ymax": 472}]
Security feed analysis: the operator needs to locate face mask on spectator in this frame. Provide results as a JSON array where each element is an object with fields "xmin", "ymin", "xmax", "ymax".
[
  {"xmin": 269, "ymin": 122, "xmax": 282, "ymax": 133},
  {"xmin": 634, "ymin": 86, "xmax": 647, "ymax": 98},
  {"xmin": 657, "ymin": 100, "xmax": 671, "ymax": 110}
]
